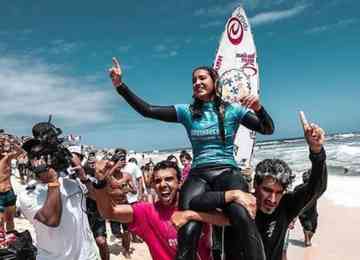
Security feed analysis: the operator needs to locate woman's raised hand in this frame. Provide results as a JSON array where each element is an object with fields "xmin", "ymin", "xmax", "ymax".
[
  {"xmin": 239, "ymin": 94, "xmax": 262, "ymax": 112},
  {"xmin": 109, "ymin": 57, "xmax": 123, "ymax": 88}
]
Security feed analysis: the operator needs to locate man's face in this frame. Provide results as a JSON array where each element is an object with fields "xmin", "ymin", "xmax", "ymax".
[
  {"xmin": 255, "ymin": 176, "xmax": 285, "ymax": 214},
  {"xmin": 153, "ymin": 168, "xmax": 179, "ymax": 206}
]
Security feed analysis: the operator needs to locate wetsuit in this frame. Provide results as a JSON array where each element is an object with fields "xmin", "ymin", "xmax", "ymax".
[
  {"xmin": 116, "ymin": 84, "xmax": 274, "ymax": 260},
  {"xmin": 190, "ymin": 148, "xmax": 327, "ymax": 260},
  {"xmin": 296, "ymin": 180, "xmax": 319, "ymax": 234}
]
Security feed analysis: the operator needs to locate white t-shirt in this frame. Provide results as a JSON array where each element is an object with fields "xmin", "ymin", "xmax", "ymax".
[
  {"xmin": 18, "ymin": 178, "xmax": 100, "ymax": 260},
  {"xmin": 124, "ymin": 162, "xmax": 143, "ymax": 204}
]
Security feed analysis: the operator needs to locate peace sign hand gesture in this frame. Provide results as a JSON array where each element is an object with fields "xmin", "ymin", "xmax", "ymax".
[{"xmin": 109, "ymin": 57, "xmax": 123, "ymax": 88}]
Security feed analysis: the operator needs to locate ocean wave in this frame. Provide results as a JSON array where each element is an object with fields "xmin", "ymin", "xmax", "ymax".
[{"xmin": 333, "ymin": 133, "xmax": 357, "ymax": 139}]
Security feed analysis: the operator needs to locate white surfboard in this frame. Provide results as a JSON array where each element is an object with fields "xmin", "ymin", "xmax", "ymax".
[{"xmin": 213, "ymin": 6, "xmax": 259, "ymax": 168}]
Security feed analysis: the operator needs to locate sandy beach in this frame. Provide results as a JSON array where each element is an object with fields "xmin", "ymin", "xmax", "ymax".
[
  {"xmin": 13, "ymin": 196, "xmax": 358, "ymax": 260},
  {"xmin": 287, "ymin": 197, "xmax": 359, "ymax": 260}
]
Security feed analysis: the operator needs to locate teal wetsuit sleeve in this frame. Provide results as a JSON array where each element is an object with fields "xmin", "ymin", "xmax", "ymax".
[
  {"xmin": 115, "ymin": 83, "xmax": 178, "ymax": 122},
  {"xmin": 174, "ymin": 104, "xmax": 190, "ymax": 124}
]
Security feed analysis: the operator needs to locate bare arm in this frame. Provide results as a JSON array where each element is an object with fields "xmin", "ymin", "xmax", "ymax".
[
  {"xmin": 125, "ymin": 173, "xmax": 136, "ymax": 194},
  {"xmin": 171, "ymin": 210, "xmax": 229, "ymax": 230},
  {"xmin": 93, "ymin": 186, "xmax": 134, "ymax": 223},
  {"xmin": 34, "ymin": 169, "xmax": 62, "ymax": 227},
  {"xmin": 92, "ymin": 160, "xmax": 134, "ymax": 223},
  {"xmin": 136, "ymin": 176, "xmax": 144, "ymax": 199}
]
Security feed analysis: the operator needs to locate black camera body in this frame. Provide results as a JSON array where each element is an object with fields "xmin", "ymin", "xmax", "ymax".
[
  {"xmin": 22, "ymin": 121, "xmax": 72, "ymax": 175},
  {"xmin": 110, "ymin": 153, "xmax": 126, "ymax": 163}
]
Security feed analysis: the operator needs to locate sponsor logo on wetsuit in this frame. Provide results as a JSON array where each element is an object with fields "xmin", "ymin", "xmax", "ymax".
[
  {"xmin": 266, "ymin": 221, "xmax": 277, "ymax": 238},
  {"xmin": 191, "ymin": 128, "xmax": 230, "ymax": 141}
]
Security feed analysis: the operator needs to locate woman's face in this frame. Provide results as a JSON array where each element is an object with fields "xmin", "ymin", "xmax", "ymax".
[{"xmin": 192, "ymin": 69, "xmax": 215, "ymax": 101}]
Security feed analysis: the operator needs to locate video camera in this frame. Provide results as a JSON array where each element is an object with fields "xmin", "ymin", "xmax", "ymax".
[{"xmin": 22, "ymin": 116, "xmax": 72, "ymax": 175}]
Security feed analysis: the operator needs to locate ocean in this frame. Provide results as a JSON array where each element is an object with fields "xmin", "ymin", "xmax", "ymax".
[
  {"xmin": 254, "ymin": 132, "xmax": 360, "ymax": 208},
  {"xmin": 150, "ymin": 132, "xmax": 360, "ymax": 208}
]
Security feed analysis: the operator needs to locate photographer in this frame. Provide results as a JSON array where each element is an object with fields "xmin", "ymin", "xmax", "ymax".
[{"xmin": 18, "ymin": 121, "xmax": 100, "ymax": 260}]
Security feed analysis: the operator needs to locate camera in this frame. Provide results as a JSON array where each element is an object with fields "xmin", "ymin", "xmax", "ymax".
[
  {"xmin": 22, "ymin": 117, "xmax": 72, "ymax": 175},
  {"xmin": 110, "ymin": 153, "xmax": 126, "ymax": 163}
]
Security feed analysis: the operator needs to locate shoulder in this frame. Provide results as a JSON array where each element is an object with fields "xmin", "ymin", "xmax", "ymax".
[
  {"xmin": 174, "ymin": 104, "xmax": 190, "ymax": 111},
  {"xmin": 130, "ymin": 202, "xmax": 155, "ymax": 223},
  {"xmin": 226, "ymin": 103, "xmax": 250, "ymax": 118},
  {"xmin": 18, "ymin": 187, "xmax": 45, "ymax": 220},
  {"xmin": 174, "ymin": 104, "xmax": 192, "ymax": 122}
]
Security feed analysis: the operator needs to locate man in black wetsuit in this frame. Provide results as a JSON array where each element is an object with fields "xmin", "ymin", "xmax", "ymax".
[
  {"xmin": 186, "ymin": 120, "xmax": 327, "ymax": 260},
  {"xmin": 296, "ymin": 170, "xmax": 319, "ymax": 247}
]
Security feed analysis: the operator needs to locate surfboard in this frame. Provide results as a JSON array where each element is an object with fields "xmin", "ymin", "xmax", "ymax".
[{"xmin": 213, "ymin": 6, "xmax": 259, "ymax": 168}]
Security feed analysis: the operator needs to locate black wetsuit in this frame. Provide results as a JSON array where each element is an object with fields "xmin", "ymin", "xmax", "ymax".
[
  {"xmin": 298, "ymin": 202, "xmax": 318, "ymax": 233},
  {"xmin": 115, "ymin": 84, "xmax": 274, "ymax": 260},
  {"xmin": 190, "ymin": 148, "xmax": 327, "ymax": 260},
  {"xmin": 295, "ymin": 179, "xmax": 319, "ymax": 234}
]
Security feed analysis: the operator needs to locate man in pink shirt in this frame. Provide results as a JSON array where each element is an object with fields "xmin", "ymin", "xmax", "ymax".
[{"xmin": 94, "ymin": 160, "xmax": 228, "ymax": 260}]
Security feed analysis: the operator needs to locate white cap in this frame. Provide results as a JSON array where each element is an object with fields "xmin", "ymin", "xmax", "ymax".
[{"xmin": 68, "ymin": 145, "xmax": 82, "ymax": 155}]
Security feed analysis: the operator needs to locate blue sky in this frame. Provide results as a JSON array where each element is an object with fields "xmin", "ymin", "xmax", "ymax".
[{"xmin": 0, "ymin": 0, "xmax": 359, "ymax": 151}]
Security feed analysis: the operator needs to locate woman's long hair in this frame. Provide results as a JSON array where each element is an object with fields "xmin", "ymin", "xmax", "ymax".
[{"xmin": 190, "ymin": 66, "xmax": 227, "ymax": 143}]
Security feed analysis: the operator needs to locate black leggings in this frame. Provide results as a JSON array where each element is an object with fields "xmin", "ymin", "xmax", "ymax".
[{"xmin": 175, "ymin": 165, "xmax": 265, "ymax": 260}]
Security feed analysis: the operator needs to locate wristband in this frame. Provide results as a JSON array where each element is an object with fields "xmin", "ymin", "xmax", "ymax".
[{"xmin": 48, "ymin": 181, "xmax": 60, "ymax": 188}]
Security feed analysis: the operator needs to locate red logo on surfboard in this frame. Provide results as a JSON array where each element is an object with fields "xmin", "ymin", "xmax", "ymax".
[{"xmin": 227, "ymin": 17, "xmax": 244, "ymax": 45}]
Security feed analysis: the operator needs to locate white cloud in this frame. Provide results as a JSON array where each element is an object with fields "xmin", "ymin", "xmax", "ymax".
[
  {"xmin": 154, "ymin": 44, "xmax": 167, "ymax": 52},
  {"xmin": 118, "ymin": 45, "xmax": 132, "ymax": 53},
  {"xmin": 0, "ymin": 55, "xmax": 112, "ymax": 131},
  {"xmin": 152, "ymin": 43, "xmax": 178, "ymax": 58},
  {"xmin": 194, "ymin": 2, "xmax": 239, "ymax": 17},
  {"xmin": 305, "ymin": 18, "xmax": 358, "ymax": 34},
  {"xmin": 48, "ymin": 40, "xmax": 80, "ymax": 55},
  {"xmin": 199, "ymin": 20, "xmax": 223, "ymax": 29},
  {"xmin": 22, "ymin": 39, "xmax": 81, "ymax": 57},
  {"xmin": 250, "ymin": 4, "xmax": 307, "ymax": 26}
]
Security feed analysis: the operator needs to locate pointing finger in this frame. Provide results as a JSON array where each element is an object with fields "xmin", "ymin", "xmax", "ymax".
[{"xmin": 112, "ymin": 57, "xmax": 120, "ymax": 69}]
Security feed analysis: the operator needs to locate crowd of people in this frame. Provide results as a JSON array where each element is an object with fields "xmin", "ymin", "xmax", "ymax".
[{"xmin": 0, "ymin": 58, "xmax": 327, "ymax": 260}]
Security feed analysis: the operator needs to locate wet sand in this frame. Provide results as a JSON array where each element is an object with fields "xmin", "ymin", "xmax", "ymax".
[{"xmin": 287, "ymin": 197, "xmax": 359, "ymax": 260}]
